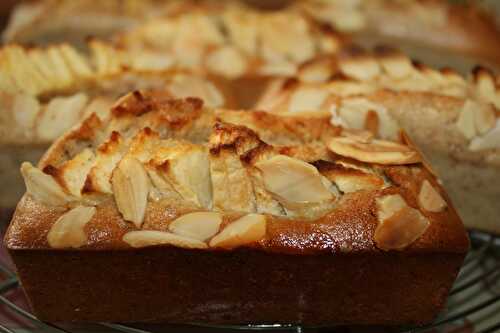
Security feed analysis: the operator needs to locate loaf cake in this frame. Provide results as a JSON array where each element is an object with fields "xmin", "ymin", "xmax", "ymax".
[
  {"xmin": 256, "ymin": 47, "xmax": 500, "ymax": 234},
  {"xmin": 3, "ymin": 0, "xmax": 344, "ymax": 79},
  {"xmin": 298, "ymin": 0, "xmax": 500, "ymax": 72},
  {"xmin": 0, "ymin": 42, "xmax": 232, "ymax": 211},
  {"xmin": 6, "ymin": 91, "xmax": 469, "ymax": 325}
]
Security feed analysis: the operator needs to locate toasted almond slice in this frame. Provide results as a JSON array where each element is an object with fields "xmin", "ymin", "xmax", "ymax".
[
  {"xmin": 327, "ymin": 171, "xmax": 384, "ymax": 193},
  {"xmin": 209, "ymin": 214, "xmax": 266, "ymax": 249},
  {"xmin": 379, "ymin": 54, "xmax": 413, "ymax": 79},
  {"xmin": 469, "ymin": 119, "xmax": 500, "ymax": 151},
  {"xmin": 206, "ymin": 46, "xmax": 247, "ymax": 79},
  {"xmin": 375, "ymin": 194, "xmax": 430, "ymax": 250},
  {"xmin": 20, "ymin": 162, "xmax": 73, "ymax": 206},
  {"xmin": 37, "ymin": 93, "xmax": 88, "ymax": 141},
  {"xmin": 111, "ymin": 157, "xmax": 150, "ymax": 228},
  {"xmin": 168, "ymin": 75, "xmax": 224, "ymax": 108},
  {"xmin": 327, "ymin": 136, "xmax": 420, "ymax": 165},
  {"xmin": 255, "ymin": 155, "xmax": 333, "ymax": 203},
  {"xmin": 473, "ymin": 102, "xmax": 496, "ymax": 135},
  {"xmin": 123, "ymin": 230, "xmax": 207, "ymax": 249},
  {"xmin": 339, "ymin": 57, "xmax": 380, "ymax": 81},
  {"xmin": 289, "ymin": 88, "xmax": 329, "ymax": 113},
  {"xmin": 169, "ymin": 212, "xmax": 223, "ymax": 241},
  {"xmin": 298, "ymin": 58, "xmax": 334, "ymax": 83},
  {"xmin": 377, "ymin": 194, "xmax": 406, "ymax": 220},
  {"xmin": 47, "ymin": 206, "xmax": 95, "ymax": 249},
  {"xmin": 456, "ymin": 101, "xmax": 477, "ymax": 140},
  {"xmin": 418, "ymin": 180, "xmax": 447, "ymax": 213},
  {"xmin": 338, "ymin": 98, "xmax": 399, "ymax": 140},
  {"xmin": 13, "ymin": 93, "xmax": 40, "ymax": 130}
]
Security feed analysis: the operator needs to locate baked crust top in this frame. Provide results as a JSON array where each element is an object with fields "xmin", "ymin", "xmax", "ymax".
[
  {"xmin": 6, "ymin": 91, "xmax": 469, "ymax": 254},
  {"xmin": 256, "ymin": 47, "xmax": 500, "ymax": 166}
]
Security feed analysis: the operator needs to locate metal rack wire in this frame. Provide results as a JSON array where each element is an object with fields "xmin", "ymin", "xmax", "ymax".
[{"xmin": 0, "ymin": 230, "xmax": 498, "ymax": 333}]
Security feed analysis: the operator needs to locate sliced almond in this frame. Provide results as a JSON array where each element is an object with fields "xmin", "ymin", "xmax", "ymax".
[
  {"xmin": 327, "ymin": 136, "xmax": 420, "ymax": 165},
  {"xmin": 326, "ymin": 170, "xmax": 384, "ymax": 193},
  {"xmin": 20, "ymin": 162, "xmax": 73, "ymax": 206},
  {"xmin": 298, "ymin": 59, "xmax": 334, "ymax": 83},
  {"xmin": 36, "ymin": 93, "xmax": 89, "ymax": 141},
  {"xmin": 338, "ymin": 98, "xmax": 399, "ymax": 140},
  {"xmin": 123, "ymin": 230, "xmax": 207, "ymax": 249},
  {"xmin": 168, "ymin": 75, "xmax": 224, "ymax": 108},
  {"xmin": 375, "ymin": 194, "xmax": 430, "ymax": 250},
  {"xmin": 418, "ymin": 180, "xmax": 447, "ymax": 213},
  {"xmin": 111, "ymin": 157, "xmax": 150, "ymax": 228},
  {"xmin": 209, "ymin": 214, "xmax": 266, "ymax": 249},
  {"xmin": 47, "ymin": 206, "xmax": 95, "ymax": 249},
  {"xmin": 379, "ymin": 54, "xmax": 413, "ymax": 79},
  {"xmin": 289, "ymin": 88, "xmax": 329, "ymax": 113},
  {"xmin": 339, "ymin": 57, "xmax": 380, "ymax": 81},
  {"xmin": 255, "ymin": 155, "xmax": 333, "ymax": 203},
  {"xmin": 206, "ymin": 46, "xmax": 247, "ymax": 79},
  {"xmin": 469, "ymin": 119, "xmax": 500, "ymax": 151},
  {"xmin": 456, "ymin": 101, "xmax": 477, "ymax": 140},
  {"xmin": 473, "ymin": 102, "xmax": 496, "ymax": 135},
  {"xmin": 223, "ymin": 8, "xmax": 258, "ymax": 55},
  {"xmin": 13, "ymin": 93, "xmax": 40, "ymax": 130},
  {"xmin": 169, "ymin": 212, "xmax": 223, "ymax": 241}
]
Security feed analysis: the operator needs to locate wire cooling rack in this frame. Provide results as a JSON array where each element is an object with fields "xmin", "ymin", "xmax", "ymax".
[{"xmin": 0, "ymin": 229, "xmax": 498, "ymax": 333}]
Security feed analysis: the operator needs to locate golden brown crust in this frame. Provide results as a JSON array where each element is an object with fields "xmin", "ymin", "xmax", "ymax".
[
  {"xmin": 258, "ymin": 48, "xmax": 500, "ymax": 167},
  {"xmin": 6, "ymin": 92, "xmax": 469, "ymax": 255}
]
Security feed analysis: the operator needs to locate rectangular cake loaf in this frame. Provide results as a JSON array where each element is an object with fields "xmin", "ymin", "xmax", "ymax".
[{"xmin": 6, "ymin": 91, "xmax": 469, "ymax": 325}]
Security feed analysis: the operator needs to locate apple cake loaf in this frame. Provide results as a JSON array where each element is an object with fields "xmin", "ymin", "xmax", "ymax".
[
  {"xmin": 6, "ymin": 91, "xmax": 468, "ymax": 325},
  {"xmin": 3, "ymin": 0, "xmax": 344, "ymax": 80},
  {"xmin": 256, "ymin": 47, "xmax": 500, "ymax": 234},
  {"xmin": 0, "ymin": 43, "xmax": 231, "ymax": 211}
]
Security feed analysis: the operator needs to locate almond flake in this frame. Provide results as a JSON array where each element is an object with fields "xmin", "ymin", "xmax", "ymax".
[
  {"xmin": 469, "ymin": 119, "xmax": 500, "ymax": 151},
  {"xmin": 327, "ymin": 136, "xmax": 420, "ymax": 165},
  {"xmin": 255, "ymin": 155, "xmax": 333, "ymax": 203},
  {"xmin": 169, "ymin": 212, "xmax": 223, "ymax": 241},
  {"xmin": 123, "ymin": 230, "xmax": 207, "ymax": 249},
  {"xmin": 20, "ymin": 162, "xmax": 73, "ymax": 206},
  {"xmin": 339, "ymin": 57, "xmax": 380, "ymax": 81},
  {"xmin": 375, "ymin": 194, "xmax": 430, "ymax": 250},
  {"xmin": 473, "ymin": 102, "xmax": 496, "ymax": 135},
  {"xmin": 338, "ymin": 98, "xmax": 399, "ymax": 140},
  {"xmin": 13, "ymin": 93, "xmax": 40, "ymax": 130},
  {"xmin": 168, "ymin": 75, "xmax": 224, "ymax": 108},
  {"xmin": 289, "ymin": 88, "xmax": 329, "ymax": 113},
  {"xmin": 456, "ymin": 101, "xmax": 477, "ymax": 139},
  {"xmin": 209, "ymin": 214, "xmax": 266, "ymax": 249},
  {"xmin": 206, "ymin": 46, "xmax": 247, "ymax": 79},
  {"xmin": 418, "ymin": 180, "xmax": 447, "ymax": 213},
  {"xmin": 111, "ymin": 157, "xmax": 150, "ymax": 228},
  {"xmin": 47, "ymin": 206, "xmax": 95, "ymax": 249},
  {"xmin": 379, "ymin": 55, "xmax": 413, "ymax": 79},
  {"xmin": 36, "ymin": 93, "xmax": 88, "ymax": 141}
]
